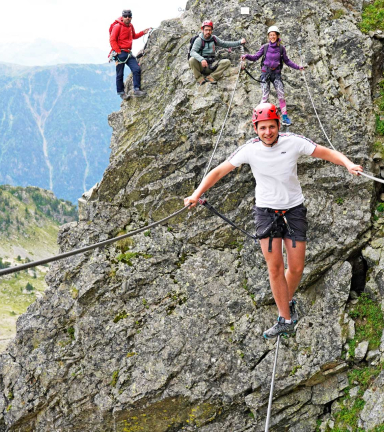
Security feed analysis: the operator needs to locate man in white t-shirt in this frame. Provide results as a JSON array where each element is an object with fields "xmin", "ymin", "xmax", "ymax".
[{"xmin": 184, "ymin": 103, "xmax": 363, "ymax": 339}]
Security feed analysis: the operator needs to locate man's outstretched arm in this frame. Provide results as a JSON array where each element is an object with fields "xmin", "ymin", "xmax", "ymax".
[
  {"xmin": 184, "ymin": 161, "xmax": 236, "ymax": 208},
  {"xmin": 311, "ymin": 145, "xmax": 363, "ymax": 176}
]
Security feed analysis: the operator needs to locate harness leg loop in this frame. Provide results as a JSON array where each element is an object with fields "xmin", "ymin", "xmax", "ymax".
[{"xmin": 268, "ymin": 235, "xmax": 273, "ymax": 253}]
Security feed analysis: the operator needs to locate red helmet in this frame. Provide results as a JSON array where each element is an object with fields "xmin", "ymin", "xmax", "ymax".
[
  {"xmin": 201, "ymin": 20, "xmax": 214, "ymax": 30},
  {"xmin": 252, "ymin": 103, "xmax": 280, "ymax": 131}
]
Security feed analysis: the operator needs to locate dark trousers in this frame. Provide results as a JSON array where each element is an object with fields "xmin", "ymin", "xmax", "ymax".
[{"xmin": 116, "ymin": 52, "xmax": 141, "ymax": 93}]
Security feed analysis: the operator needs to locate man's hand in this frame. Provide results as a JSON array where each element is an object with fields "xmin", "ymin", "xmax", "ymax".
[
  {"xmin": 240, "ymin": 38, "xmax": 246, "ymax": 44},
  {"xmin": 143, "ymin": 28, "xmax": 152, "ymax": 35},
  {"xmin": 346, "ymin": 163, "xmax": 363, "ymax": 176},
  {"xmin": 184, "ymin": 195, "xmax": 199, "ymax": 208},
  {"xmin": 201, "ymin": 59, "xmax": 208, "ymax": 68}
]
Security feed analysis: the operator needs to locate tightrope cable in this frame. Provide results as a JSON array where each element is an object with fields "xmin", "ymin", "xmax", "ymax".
[
  {"xmin": 298, "ymin": 43, "xmax": 384, "ymax": 185},
  {"xmin": 265, "ymin": 335, "xmax": 281, "ymax": 432},
  {"xmin": 202, "ymin": 52, "xmax": 244, "ymax": 179},
  {"xmin": 0, "ymin": 206, "xmax": 189, "ymax": 277}
]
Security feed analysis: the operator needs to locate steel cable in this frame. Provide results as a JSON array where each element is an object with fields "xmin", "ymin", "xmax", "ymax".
[
  {"xmin": 202, "ymin": 50, "xmax": 245, "ymax": 179},
  {"xmin": 298, "ymin": 43, "xmax": 384, "ymax": 185},
  {"xmin": 0, "ymin": 206, "xmax": 189, "ymax": 277}
]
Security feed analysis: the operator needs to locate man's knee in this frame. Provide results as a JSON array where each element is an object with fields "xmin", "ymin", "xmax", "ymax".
[
  {"xmin": 189, "ymin": 57, "xmax": 200, "ymax": 68},
  {"xmin": 267, "ymin": 263, "xmax": 285, "ymax": 279},
  {"xmin": 130, "ymin": 63, "xmax": 141, "ymax": 74},
  {"xmin": 220, "ymin": 59, "xmax": 231, "ymax": 68},
  {"xmin": 288, "ymin": 265, "xmax": 304, "ymax": 277}
]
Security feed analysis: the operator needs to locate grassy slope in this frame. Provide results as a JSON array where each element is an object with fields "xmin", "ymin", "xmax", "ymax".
[{"xmin": 0, "ymin": 185, "xmax": 77, "ymax": 352}]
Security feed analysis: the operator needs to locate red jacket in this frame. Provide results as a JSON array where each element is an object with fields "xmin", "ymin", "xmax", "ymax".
[{"xmin": 110, "ymin": 18, "xmax": 145, "ymax": 53}]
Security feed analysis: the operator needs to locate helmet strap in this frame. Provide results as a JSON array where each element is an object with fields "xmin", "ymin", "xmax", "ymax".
[{"xmin": 259, "ymin": 134, "xmax": 280, "ymax": 147}]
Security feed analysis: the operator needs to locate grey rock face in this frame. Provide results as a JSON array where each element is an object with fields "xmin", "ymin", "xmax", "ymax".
[
  {"xmin": 359, "ymin": 371, "xmax": 384, "ymax": 430},
  {"xmin": 354, "ymin": 340, "xmax": 369, "ymax": 362},
  {"xmin": 0, "ymin": 0, "xmax": 382, "ymax": 431}
]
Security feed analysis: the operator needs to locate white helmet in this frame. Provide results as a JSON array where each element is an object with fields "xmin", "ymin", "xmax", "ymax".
[{"xmin": 267, "ymin": 25, "xmax": 280, "ymax": 34}]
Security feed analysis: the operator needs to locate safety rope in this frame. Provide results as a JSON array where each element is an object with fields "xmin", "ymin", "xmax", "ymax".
[
  {"xmin": 198, "ymin": 46, "xmax": 258, "ymax": 240},
  {"xmin": 242, "ymin": 67, "xmax": 265, "ymax": 83},
  {"xmin": 198, "ymin": 199, "xmax": 257, "ymax": 241},
  {"xmin": 202, "ymin": 47, "xmax": 245, "ymax": 179},
  {"xmin": 298, "ymin": 44, "xmax": 384, "ymax": 185},
  {"xmin": 0, "ymin": 206, "xmax": 189, "ymax": 277}
]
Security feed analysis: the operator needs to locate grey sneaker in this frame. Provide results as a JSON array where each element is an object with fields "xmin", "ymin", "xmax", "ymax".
[
  {"xmin": 119, "ymin": 93, "xmax": 130, "ymax": 100},
  {"xmin": 263, "ymin": 317, "xmax": 295, "ymax": 339},
  {"xmin": 133, "ymin": 89, "xmax": 147, "ymax": 97},
  {"xmin": 289, "ymin": 299, "xmax": 298, "ymax": 324}
]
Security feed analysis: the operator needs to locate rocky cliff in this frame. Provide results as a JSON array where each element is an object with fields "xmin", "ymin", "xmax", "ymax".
[{"xmin": 1, "ymin": 0, "xmax": 384, "ymax": 431}]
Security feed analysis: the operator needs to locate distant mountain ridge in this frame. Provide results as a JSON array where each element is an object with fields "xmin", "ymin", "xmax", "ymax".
[
  {"xmin": 0, "ymin": 61, "xmax": 121, "ymax": 203},
  {"xmin": 0, "ymin": 39, "xmax": 106, "ymax": 66}
]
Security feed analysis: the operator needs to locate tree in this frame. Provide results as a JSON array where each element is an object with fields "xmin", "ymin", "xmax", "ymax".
[{"xmin": 25, "ymin": 282, "xmax": 34, "ymax": 291}]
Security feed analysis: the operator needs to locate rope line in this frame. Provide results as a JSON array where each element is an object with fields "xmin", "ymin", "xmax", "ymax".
[
  {"xmin": 298, "ymin": 44, "xmax": 384, "ymax": 185},
  {"xmin": 202, "ymin": 52, "xmax": 244, "ymax": 179},
  {"xmin": 0, "ymin": 206, "xmax": 189, "ymax": 277},
  {"xmin": 199, "ymin": 199, "xmax": 257, "ymax": 241},
  {"xmin": 242, "ymin": 67, "xmax": 265, "ymax": 83}
]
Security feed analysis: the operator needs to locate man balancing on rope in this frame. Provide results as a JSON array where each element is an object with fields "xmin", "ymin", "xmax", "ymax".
[
  {"xmin": 184, "ymin": 103, "xmax": 363, "ymax": 339},
  {"xmin": 188, "ymin": 20, "xmax": 246, "ymax": 86},
  {"xmin": 109, "ymin": 9, "xmax": 151, "ymax": 100}
]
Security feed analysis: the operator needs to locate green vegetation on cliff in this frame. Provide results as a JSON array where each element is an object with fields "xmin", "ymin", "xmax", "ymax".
[
  {"xmin": 348, "ymin": 293, "xmax": 384, "ymax": 357},
  {"xmin": 0, "ymin": 186, "xmax": 77, "ymax": 352},
  {"xmin": 359, "ymin": 0, "xmax": 384, "ymax": 33}
]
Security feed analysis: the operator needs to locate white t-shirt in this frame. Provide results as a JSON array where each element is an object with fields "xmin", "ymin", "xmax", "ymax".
[{"xmin": 227, "ymin": 132, "xmax": 317, "ymax": 209}]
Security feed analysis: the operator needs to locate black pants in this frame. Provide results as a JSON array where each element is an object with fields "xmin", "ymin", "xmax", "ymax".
[{"xmin": 116, "ymin": 52, "xmax": 141, "ymax": 93}]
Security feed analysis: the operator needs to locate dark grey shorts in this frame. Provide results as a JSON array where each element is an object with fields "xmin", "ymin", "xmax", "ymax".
[{"xmin": 253, "ymin": 203, "xmax": 308, "ymax": 242}]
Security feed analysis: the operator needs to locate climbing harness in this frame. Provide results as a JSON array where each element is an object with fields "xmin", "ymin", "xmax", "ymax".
[
  {"xmin": 198, "ymin": 199, "xmax": 297, "ymax": 252},
  {"xmin": 0, "ymin": 206, "xmax": 190, "ymax": 277},
  {"xmin": 265, "ymin": 335, "xmax": 281, "ymax": 432},
  {"xmin": 298, "ymin": 43, "xmax": 384, "ymax": 185},
  {"xmin": 109, "ymin": 50, "xmax": 131, "ymax": 64},
  {"xmin": 266, "ymin": 209, "xmax": 296, "ymax": 253}
]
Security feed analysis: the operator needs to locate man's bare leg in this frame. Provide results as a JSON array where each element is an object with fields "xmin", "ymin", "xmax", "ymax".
[
  {"xmin": 259, "ymin": 237, "xmax": 290, "ymax": 320},
  {"xmin": 283, "ymin": 239, "xmax": 306, "ymax": 300}
]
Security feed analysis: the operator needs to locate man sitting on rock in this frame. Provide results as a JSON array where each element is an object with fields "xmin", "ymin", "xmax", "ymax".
[{"xmin": 189, "ymin": 20, "xmax": 246, "ymax": 85}]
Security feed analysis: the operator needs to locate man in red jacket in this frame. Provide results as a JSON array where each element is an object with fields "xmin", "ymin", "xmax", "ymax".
[{"xmin": 110, "ymin": 9, "xmax": 151, "ymax": 99}]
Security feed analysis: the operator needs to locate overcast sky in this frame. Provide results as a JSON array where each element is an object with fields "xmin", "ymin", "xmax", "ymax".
[{"xmin": 0, "ymin": 0, "xmax": 187, "ymax": 53}]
